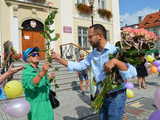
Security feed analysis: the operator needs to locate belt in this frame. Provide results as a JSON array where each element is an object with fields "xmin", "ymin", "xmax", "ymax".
[{"xmin": 105, "ymin": 88, "xmax": 126, "ymax": 98}]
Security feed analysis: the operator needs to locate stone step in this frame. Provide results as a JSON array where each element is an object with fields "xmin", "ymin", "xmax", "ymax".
[
  {"xmin": 8, "ymin": 61, "xmax": 81, "ymax": 92},
  {"xmin": 13, "ymin": 60, "xmax": 68, "ymax": 67},
  {"xmin": 13, "ymin": 71, "xmax": 77, "ymax": 79},
  {"xmin": 13, "ymin": 71, "xmax": 79, "ymax": 83}
]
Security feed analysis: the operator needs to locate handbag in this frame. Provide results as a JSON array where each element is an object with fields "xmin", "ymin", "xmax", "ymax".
[{"xmin": 49, "ymin": 90, "xmax": 60, "ymax": 109}]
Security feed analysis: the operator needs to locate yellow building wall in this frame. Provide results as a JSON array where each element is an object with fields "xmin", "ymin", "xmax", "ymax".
[
  {"xmin": 0, "ymin": 0, "xmax": 120, "ymax": 55},
  {"xmin": 72, "ymin": 0, "xmax": 115, "ymax": 45},
  {"xmin": 73, "ymin": 18, "xmax": 113, "ymax": 45},
  {"xmin": 0, "ymin": 0, "xmax": 61, "ymax": 53},
  {"xmin": 0, "ymin": 0, "xmax": 12, "ymax": 45}
]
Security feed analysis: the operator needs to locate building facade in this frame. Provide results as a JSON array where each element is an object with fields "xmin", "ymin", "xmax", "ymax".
[
  {"xmin": 59, "ymin": 0, "xmax": 121, "ymax": 50},
  {"xmin": 139, "ymin": 11, "xmax": 160, "ymax": 37},
  {"xmin": 0, "ymin": 0, "xmax": 121, "ymax": 60}
]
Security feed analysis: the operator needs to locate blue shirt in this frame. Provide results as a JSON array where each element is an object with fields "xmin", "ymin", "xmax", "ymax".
[{"xmin": 68, "ymin": 43, "xmax": 137, "ymax": 83}]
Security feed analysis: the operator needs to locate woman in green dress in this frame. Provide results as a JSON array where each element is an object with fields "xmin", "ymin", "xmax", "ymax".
[{"xmin": 22, "ymin": 47, "xmax": 54, "ymax": 120}]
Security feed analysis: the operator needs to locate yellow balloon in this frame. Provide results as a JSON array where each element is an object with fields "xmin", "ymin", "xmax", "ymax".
[
  {"xmin": 146, "ymin": 55, "xmax": 155, "ymax": 63},
  {"xmin": 4, "ymin": 80, "xmax": 23, "ymax": 98},
  {"xmin": 126, "ymin": 89, "xmax": 135, "ymax": 99}
]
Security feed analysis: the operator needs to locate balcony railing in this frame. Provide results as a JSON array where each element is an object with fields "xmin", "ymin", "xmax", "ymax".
[
  {"xmin": 60, "ymin": 43, "xmax": 89, "ymax": 61},
  {"xmin": 27, "ymin": 0, "xmax": 46, "ymax": 3}
]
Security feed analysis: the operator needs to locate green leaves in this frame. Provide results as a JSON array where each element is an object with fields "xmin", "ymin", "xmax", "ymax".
[
  {"xmin": 47, "ymin": 56, "xmax": 53, "ymax": 63},
  {"xmin": 54, "ymin": 67, "xmax": 60, "ymax": 71},
  {"xmin": 45, "ymin": 10, "xmax": 57, "ymax": 25},
  {"xmin": 42, "ymin": 10, "xmax": 59, "ymax": 63},
  {"xmin": 91, "ymin": 72, "xmax": 120, "ymax": 112},
  {"xmin": 41, "ymin": 11, "xmax": 60, "ymax": 89}
]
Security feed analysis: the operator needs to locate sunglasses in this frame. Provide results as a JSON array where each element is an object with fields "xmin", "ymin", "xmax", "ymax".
[{"xmin": 29, "ymin": 52, "xmax": 40, "ymax": 57}]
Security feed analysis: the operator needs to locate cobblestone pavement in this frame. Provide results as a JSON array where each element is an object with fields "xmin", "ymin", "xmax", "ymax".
[
  {"xmin": 55, "ymin": 74, "xmax": 160, "ymax": 120},
  {"xmin": 124, "ymin": 74, "xmax": 160, "ymax": 120},
  {"xmin": 0, "ymin": 74, "xmax": 159, "ymax": 120},
  {"xmin": 82, "ymin": 74, "xmax": 160, "ymax": 120}
]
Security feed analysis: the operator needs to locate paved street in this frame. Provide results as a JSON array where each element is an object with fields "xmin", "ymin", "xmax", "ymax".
[
  {"xmin": 55, "ymin": 73, "xmax": 160, "ymax": 120},
  {"xmin": 125, "ymin": 74, "xmax": 160, "ymax": 120},
  {"xmin": 0, "ymin": 74, "xmax": 159, "ymax": 120}
]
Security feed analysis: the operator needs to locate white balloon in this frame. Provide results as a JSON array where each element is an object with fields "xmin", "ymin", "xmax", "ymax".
[{"xmin": 3, "ymin": 98, "xmax": 30, "ymax": 118}]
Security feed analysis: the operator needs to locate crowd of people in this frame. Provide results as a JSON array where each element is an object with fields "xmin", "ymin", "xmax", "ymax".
[{"xmin": 0, "ymin": 24, "xmax": 159, "ymax": 120}]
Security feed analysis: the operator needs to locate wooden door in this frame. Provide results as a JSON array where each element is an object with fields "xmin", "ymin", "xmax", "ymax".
[{"xmin": 22, "ymin": 30, "xmax": 45, "ymax": 59}]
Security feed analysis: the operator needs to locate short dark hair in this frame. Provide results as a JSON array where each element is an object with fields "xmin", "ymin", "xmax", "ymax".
[{"xmin": 89, "ymin": 24, "xmax": 107, "ymax": 39}]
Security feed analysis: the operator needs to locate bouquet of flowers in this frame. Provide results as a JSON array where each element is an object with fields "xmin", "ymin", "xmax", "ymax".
[{"xmin": 115, "ymin": 27, "xmax": 158, "ymax": 65}]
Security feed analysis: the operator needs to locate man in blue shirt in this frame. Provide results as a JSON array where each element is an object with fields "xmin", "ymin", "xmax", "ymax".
[{"xmin": 52, "ymin": 24, "xmax": 137, "ymax": 120}]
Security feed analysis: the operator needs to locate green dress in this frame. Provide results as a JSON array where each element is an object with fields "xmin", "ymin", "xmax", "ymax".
[{"xmin": 22, "ymin": 64, "xmax": 54, "ymax": 120}]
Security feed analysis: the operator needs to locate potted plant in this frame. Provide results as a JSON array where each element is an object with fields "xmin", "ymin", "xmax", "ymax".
[
  {"xmin": 97, "ymin": 8, "xmax": 112, "ymax": 20},
  {"xmin": 76, "ymin": 3, "xmax": 92, "ymax": 15}
]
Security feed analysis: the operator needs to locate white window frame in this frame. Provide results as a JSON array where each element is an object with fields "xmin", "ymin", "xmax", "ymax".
[
  {"xmin": 106, "ymin": 29, "xmax": 110, "ymax": 41},
  {"xmin": 77, "ymin": 0, "xmax": 87, "ymax": 4},
  {"xmin": 98, "ymin": 0, "xmax": 106, "ymax": 9},
  {"xmin": 78, "ymin": 27, "xmax": 90, "ymax": 50}
]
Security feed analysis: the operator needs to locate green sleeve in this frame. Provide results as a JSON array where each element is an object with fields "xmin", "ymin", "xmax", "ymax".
[
  {"xmin": 22, "ymin": 65, "xmax": 49, "ymax": 91},
  {"xmin": 22, "ymin": 68, "xmax": 37, "ymax": 90}
]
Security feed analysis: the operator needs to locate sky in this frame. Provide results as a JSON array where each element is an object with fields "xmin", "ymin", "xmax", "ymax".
[{"xmin": 120, "ymin": 0, "xmax": 159, "ymax": 26}]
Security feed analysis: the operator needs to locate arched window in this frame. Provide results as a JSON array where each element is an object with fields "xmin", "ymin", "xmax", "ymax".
[{"xmin": 22, "ymin": 19, "xmax": 44, "ymax": 31}]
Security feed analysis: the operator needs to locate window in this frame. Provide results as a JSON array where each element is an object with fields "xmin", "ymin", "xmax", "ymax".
[
  {"xmin": 148, "ymin": 27, "xmax": 160, "ymax": 36},
  {"xmin": 98, "ymin": 0, "xmax": 106, "ymax": 9},
  {"xmin": 78, "ymin": 27, "xmax": 90, "ymax": 50},
  {"xmin": 77, "ymin": 0, "xmax": 87, "ymax": 4},
  {"xmin": 106, "ymin": 29, "xmax": 110, "ymax": 41}
]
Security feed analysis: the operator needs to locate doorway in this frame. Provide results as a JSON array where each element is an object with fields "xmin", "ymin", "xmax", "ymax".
[{"xmin": 21, "ymin": 19, "xmax": 45, "ymax": 59}]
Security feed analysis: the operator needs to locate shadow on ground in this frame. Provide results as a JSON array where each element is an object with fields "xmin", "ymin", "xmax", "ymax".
[
  {"xmin": 64, "ymin": 97, "xmax": 156, "ymax": 120},
  {"xmin": 63, "ymin": 106, "xmax": 96, "ymax": 120},
  {"xmin": 146, "ymin": 81, "xmax": 160, "ymax": 87},
  {"xmin": 77, "ymin": 92, "xmax": 91, "ymax": 105}
]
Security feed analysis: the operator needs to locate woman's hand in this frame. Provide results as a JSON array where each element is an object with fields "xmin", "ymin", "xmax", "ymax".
[
  {"xmin": 34, "ymin": 63, "xmax": 51, "ymax": 84},
  {"xmin": 7, "ymin": 65, "xmax": 24, "ymax": 75},
  {"xmin": 51, "ymin": 51, "xmax": 61, "ymax": 60},
  {"xmin": 42, "ymin": 63, "xmax": 51, "ymax": 72}
]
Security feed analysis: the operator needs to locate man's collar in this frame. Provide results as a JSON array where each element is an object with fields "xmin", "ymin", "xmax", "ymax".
[
  {"xmin": 104, "ymin": 42, "xmax": 112, "ymax": 50},
  {"xmin": 94, "ymin": 42, "xmax": 112, "ymax": 53}
]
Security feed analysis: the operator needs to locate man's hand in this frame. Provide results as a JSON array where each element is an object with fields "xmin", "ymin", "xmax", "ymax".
[
  {"xmin": 104, "ymin": 58, "xmax": 128, "ymax": 72},
  {"xmin": 104, "ymin": 59, "xmax": 116, "ymax": 72},
  {"xmin": 7, "ymin": 65, "xmax": 24, "ymax": 75},
  {"xmin": 51, "ymin": 51, "xmax": 61, "ymax": 60},
  {"xmin": 51, "ymin": 51, "xmax": 68, "ymax": 67}
]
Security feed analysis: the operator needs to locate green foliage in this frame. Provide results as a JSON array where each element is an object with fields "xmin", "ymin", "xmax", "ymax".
[
  {"xmin": 54, "ymin": 67, "xmax": 60, "ymax": 71},
  {"xmin": 91, "ymin": 72, "xmax": 122, "ymax": 112},
  {"xmin": 41, "ymin": 10, "xmax": 59, "ymax": 63},
  {"xmin": 116, "ymin": 48, "xmax": 160, "ymax": 66},
  {"xmin": 41, "ymin": 10, "xmax": 60, "ymax": 88}
]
